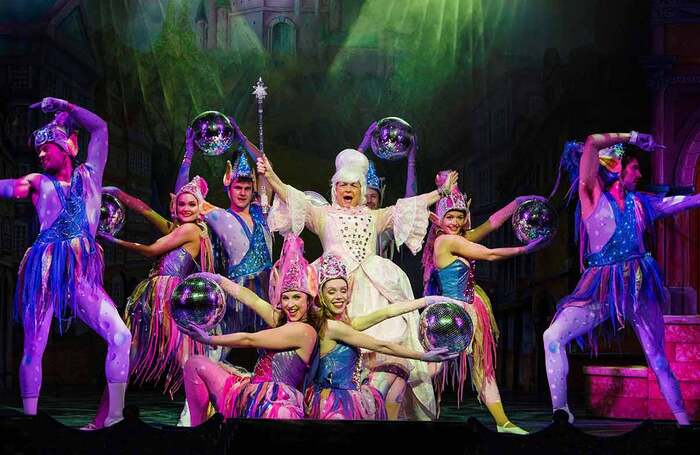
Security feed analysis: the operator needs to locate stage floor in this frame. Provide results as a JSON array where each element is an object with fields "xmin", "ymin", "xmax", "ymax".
[{"xmin": 0, "ymin": 387, "xmax": 647, "ymax": 436}]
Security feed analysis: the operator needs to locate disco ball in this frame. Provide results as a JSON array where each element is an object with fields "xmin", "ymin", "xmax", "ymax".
[
  {"xmin": 190, "ymin": 111, "xmax": 237, "ymax": 156},
  {"xmin": 169, "ymin": 273, "xmax": 227, "ymax": 332},
  {"xmin": 304, "ymin": 191, "xmax": 330, "ymax": 207},
  {"xmin": 418, "ymin": 301, "xmax": 474, "ymax": 354},
  {"xmin": 98, "ymin": 193, "xmax": 126, "ymax": 236},
  {"xmin": 511, "ymin": 199, "xmax": 558, "ymax": 244},
  {"xmin": 370, "ymin": 117, "xmax": 415, "ymax": 161}
]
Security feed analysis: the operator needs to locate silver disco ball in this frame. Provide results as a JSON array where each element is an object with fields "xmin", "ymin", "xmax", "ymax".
[
  {"xmin": 190, "ymin": 111, "xmax": 237, "ymax": 156},
  {"xmin": 511, "ymin": 199, "xmax": 557, "ymax": 244},
  {"xmin": 419, "ymin": 301, "xmax": 474, "ymax": 354},
  {"xmin": 169, "ymin": 273, "xmax": 227, "ymax": 332},
  {"xmin": 98, "ymin": 193, "xmax": 126, "ymax": 236},
  {"xmin": 370, "ymin": 117, "xmax": 415, "ymax": 161}
]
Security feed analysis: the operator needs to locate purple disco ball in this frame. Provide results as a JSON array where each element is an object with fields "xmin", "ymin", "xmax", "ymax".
[
  {"xmin": 370, "ymin": 117, "xmax": 415, "ymax": 161},
  {"xmin": 98, "ymin": 193, "xmax": 126, "ymax": 236},
  {"xmin": 511, "ymin": 199, "xmax": 557, "ymax": 244},
  {"xmin": 419, "ymin": 301, "xmax": 474, "ymax": 354},
  {"xmin": 170, "ymin": 273, "xmax": 227, "ymax": 332},
  {"xmin": 190, "ymin": 111, "xmax": 237, "ymax": 156}
]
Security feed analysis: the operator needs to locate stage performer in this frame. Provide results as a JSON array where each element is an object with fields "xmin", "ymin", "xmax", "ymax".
[
  {"xmin": 0, "ymin": 97, "xmax": 130, "ymax": 426},
  {"xmin": 99, "ymin": 176, "xmax": 214, "ymax": 394},
  {"xmin": 176, "ymin": 125, "xmax": 273, "ymax": 334},
  {"xmin": 543, "ymin": 132, "xmax": 696, "ymax": 425},
  {"xmin": 306, "ymin": 252, "xmax": 458, "ymax": 419},
  {"xmin": 422, "ymin": 173, "xmax": 546, "ymax": 433},
  {"xmin": 181, "ymin": 235, "xmax": 319, "ymax": 424},
  {"xmin": 257, "ymin": 148, "xmax": 457, "ymax": 420}
]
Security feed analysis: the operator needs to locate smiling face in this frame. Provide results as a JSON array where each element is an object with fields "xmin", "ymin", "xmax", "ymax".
[
  {"xmin": 321, "ymin": 278, "xmax": 349, "ymax": 318},
  {"xmin": 175, "ymin": 192, "xmax": 200, "ymax": 223},
  {"xmin": 442, "ymin": 209, "xmax": 467, "ymax": 235},
  {"xmin": 228, "ymin": 178, "xmax": 254, "ymax": 210},
  {"xmin": 38, "ymin": 143, "xmax": 70, "ymax": 174},
  {"xmin": 335, "ymin": 181, "xmax": 362, "ymax": 208},
  {"xmin": 280, "ymin": 291, "xmax": 309, "ymax": 323}
]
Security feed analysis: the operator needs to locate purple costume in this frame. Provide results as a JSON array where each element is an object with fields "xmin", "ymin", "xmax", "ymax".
[
  {"xmin": 544, "ymin": 190, "xmax": 687, "ymax": 417},
  {"xmin": 223, "ymin": 347, "xmax": 317, "ymax": 419},
  {"xmin": 126, "ymin": 246, "xmax": 209, "ymax": 395}
]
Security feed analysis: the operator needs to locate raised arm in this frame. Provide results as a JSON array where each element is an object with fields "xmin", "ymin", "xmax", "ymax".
[
  {"xmin": 405, "ymin": 137, "xmax": 417, "ymax": 198},
  {"xmin": 233, "ymin": 121, "xmax": 274, "ymax": 204},
  {"xmin": 103, "ymin": 186, "xmax": 173, "ymax": 235},
  {"xmin": 256, "ymin": 155, "xmax": 288, "ymax": 202},
  {"xmin": 329, "ymin": 320, "xmax": 456, "ymax": 362},
  {"xmin": 99, "ymin": 222, "xmax": 198, "ymax": 258},
  {"xmin": 212, "ymin": 274, "xmax": 278, "ymax": 327},
  {"xmin": 174, "ymin": 128, "xmax": 195, "ymax": 193},
  {"xmin": 579, "ymin": 133, "xmax": 631, "ymax": 214},
  {"xmin": 31, "ymin": 97, "xmax": 109, "ymax": 178}
]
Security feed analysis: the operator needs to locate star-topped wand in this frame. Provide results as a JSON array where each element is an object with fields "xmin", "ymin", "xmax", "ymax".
[{"xmin": 252, "ymin": 77, "xmax": 269, "ymax": 213}]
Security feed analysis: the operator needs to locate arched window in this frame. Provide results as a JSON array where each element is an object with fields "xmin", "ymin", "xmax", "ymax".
[{"xmin": 267, "ymin": 16, "xmax": 296, "ymax": 56}]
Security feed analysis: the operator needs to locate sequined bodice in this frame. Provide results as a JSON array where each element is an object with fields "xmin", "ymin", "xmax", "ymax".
[
  {"xmin": 150, "ymin": 246, "xmax": 197, "ymax": 278},
  {"xmin": 316, "ymin": 343, "xmax": 362, "ymax": 390},
  {"xmin": 437, "ymin": 259, "xmax": 475, "ymax": 303},
  {"xmin": 585, "ymin": 193, "xmax": 644, "ymax": 267},
  {"xmin": 329, "ymin": 211, "xmax": 374, "ymax": 265},
  {"xmin": 227, "ymin": 205, "xmax": 272, "ymax": 278},
  {"xmin": 251, "ymin": 348, "xmax": 310, "ymax": 389},
  {"xmin": 35, "ymin": 172, "xmax": 91, "ymax": 245}
]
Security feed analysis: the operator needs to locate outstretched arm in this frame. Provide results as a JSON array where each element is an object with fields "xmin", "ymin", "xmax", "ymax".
[
  {"xmin": 441, "ymin": 234, "xmax": 546, "ymax": 262},
  {"xmin": 103, "ymin": 186, "xmax": 173, "ymax": 235},
  {"xmin": 351, "ymin": 297, "xmax": 430, "ymax": 332},
  {"xmin": 351, "ymin": 296, "xmax": 464, "ymax": 331},
  {"xmin": 466, "ymin": 195, "xmax": 546, "ymax": 243},
  {"xmin": 99, "ymin": 222, "xmax": 197, "ymax": 258},
  {"xmin": 0, "ymin": 173, "xmax": 41, "ymax": 201},
  {"xmin": 651, "ymin": 194, "xmax": 700, "ymax": 219},
  {"xmin": 330, "ymin": 320, "xmax": 456, "ymax": 362},
  {"xmin": 195, "ymin": 322, "xmax": 315, "ymax": 352},
  {"xmin": 405, "ymin": 139, "xmax": 417, "ymax": 198},
  {"xmin": 212, "ymin": 274, "xmax": 278, "ymax": 327}
]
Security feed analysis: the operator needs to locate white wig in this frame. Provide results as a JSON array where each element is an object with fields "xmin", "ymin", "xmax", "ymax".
[{"xmin": 330, "ymin": 149, "xmax": 369, "ymax": 206}]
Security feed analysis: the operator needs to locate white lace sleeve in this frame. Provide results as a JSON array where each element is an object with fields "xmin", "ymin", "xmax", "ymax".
[
  {"xmin": 267, "ymin": 184, "xmax": 323, "ymax": 235},
  {"xmin": 377, "ymin": 195, "xmax": 430, "ymax": 254}
]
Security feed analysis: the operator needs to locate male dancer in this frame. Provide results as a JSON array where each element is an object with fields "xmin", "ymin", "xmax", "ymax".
[
  {"xmin": 0, "ymin": 97, "xmax": 129, "ymax": 426},
  {"xmin": 175, "ymin": 122, "xmax": 273, "ymax": 334},
  {"xmin": 544, "ymin": 132, "xmax": 699, "ymax": 425}
]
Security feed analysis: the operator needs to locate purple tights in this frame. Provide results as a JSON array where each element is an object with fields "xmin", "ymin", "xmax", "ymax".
[
  {"xmin": 20, "ymin": 283, "xmax": 130, "ymax": 398},
  {"xmin": 543, "ymin": 305, "xmax": 688, "ymax": 423}
]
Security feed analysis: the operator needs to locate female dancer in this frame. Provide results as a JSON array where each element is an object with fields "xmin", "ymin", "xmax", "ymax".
[
  {"xmin": 196, "ymin": 252, "xmax": 458, "ymax": 420},
  {"xmin": 306, "ymin": 252, "xmax": 458, "ymax": 419},
  {"xmin": 99, "ymin": 177, "xmax": 215, "ymax": 395},
  {"xmin": 181, "ymin": 235, "xmax": 319, "ymax": 424},
  {"xmin": 422, "ymin": 173, "xmax": 547, "ymax": 433}
]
